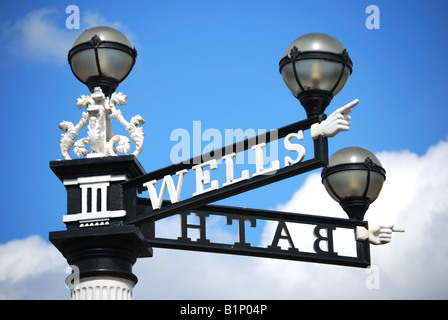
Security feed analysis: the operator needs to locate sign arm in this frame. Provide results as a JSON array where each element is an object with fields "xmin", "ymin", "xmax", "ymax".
[
  {"xmin": 122, "ymin": 115, "xmax": 324, "ymax": 190},
  {"xmin": 140, "ymin": 202, "xmax": 370, "ymax": 268},
  {"xmin": 127, "ymin": 156, "xmax": 325, "ymax": 226}
]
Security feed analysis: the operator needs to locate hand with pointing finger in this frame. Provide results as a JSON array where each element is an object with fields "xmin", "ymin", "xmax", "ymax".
[
  {"xmin": 311, "ymin": 99, "xmax": 359, "ymax": 140},
  {"xmin": 369, "ymin": 225, "xmax": 405, "ymax": 245},
  {"xmin": 356, "ymin": 225, "xmax": 405, "ymax": 245}
]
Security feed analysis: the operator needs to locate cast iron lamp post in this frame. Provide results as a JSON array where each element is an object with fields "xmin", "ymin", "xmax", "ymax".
[
  {"xmin": 51, "ymin": 28, "xmax": 403, "ymax": 300},
  {"xmin": 321, "ymin": 147, "xmax": 386, "ymax": 221},
  {"xmin": 68, "ymin": 26, "xmax": 137, "ymax": 97},
  {"xmin": 51, "ymin": 27, "xmax": 148, "ymax": 300},
  {"xmin": 279, "ymin": 33, "xmax": 353, "ymax": 118}
]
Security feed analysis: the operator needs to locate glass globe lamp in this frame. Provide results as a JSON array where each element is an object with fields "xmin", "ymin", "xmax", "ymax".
[
  {"xmin": 321, "ymin": 147, "xmax": 386, "ymax": 220},
  {"xmin": 279, "ymin": 33, "xmax": 353, "ymax": 117},
  {"xmin": 68, "ymin": 26, "xmax": 137, "ymax": 97}
]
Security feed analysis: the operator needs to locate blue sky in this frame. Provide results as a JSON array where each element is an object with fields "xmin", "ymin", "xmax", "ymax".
[{"xmin": 0, "ymin": 0, "xmax": 448, "ymax": 299}]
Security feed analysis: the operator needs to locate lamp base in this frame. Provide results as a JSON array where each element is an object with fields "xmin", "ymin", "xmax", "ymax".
[
  {"xmin": 340, "ymin": 197, "xmax": 371, "ymax": 221},
  {"xmin": 297, "ymin": 90, "xmax": 333, "ymax": 118},
  {"xmin": 86, "ymin": 76, "xmax": 119, "ymax": 97}
]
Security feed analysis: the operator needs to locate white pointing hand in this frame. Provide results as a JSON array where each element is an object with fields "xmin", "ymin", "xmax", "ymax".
[
  {"xmin": 311, "ymin": 99, "xmax": 359, "ymax": 139},
  {"xmin": 356, "ymin": 225, "xmax": 405, "ymax": 245}
]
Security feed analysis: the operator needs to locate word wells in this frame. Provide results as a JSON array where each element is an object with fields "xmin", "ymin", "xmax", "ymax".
[
  {"xmin": 144, "ymin": 205, "xmax": 371, "ymax": 268},
  {"xmin": 142, "ymin": 131, "xmax": 306, "ymax": 210}
]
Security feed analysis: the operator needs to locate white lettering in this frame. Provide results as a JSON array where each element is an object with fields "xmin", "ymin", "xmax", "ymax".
[
  {"xmin": 193, "ymin": 159, "xmax": 219, "ymax": 196},
  {"xmin": 222, "ymin": 153, "xmax": 250, "ymax": 187},
  {"xmin": 180, "ymin": 304, "xmax": 214, "ymax": 317},
  {"xmin": 161, "ymin": 127, "xmax": 308, "ymax": 209},
  {"xmin": 251, "ymin": 143, "xmax": 280, "ymax": 177},
  {"xmin": 283, "ymin": 130, "xmax": 306, "ymax": 167},
  {"xmin": 143, "ymin": 169, "xmax": 188, "ymax": 209}
]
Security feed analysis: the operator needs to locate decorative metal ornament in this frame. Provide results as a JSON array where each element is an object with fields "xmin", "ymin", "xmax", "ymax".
[{"xmin": 59, "ymin": 87, "xmax": 145, "ymax": 159}]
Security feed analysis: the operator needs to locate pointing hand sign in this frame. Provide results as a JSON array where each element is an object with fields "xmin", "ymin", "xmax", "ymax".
[{"xmin": 311, "ymin": 99, "xmax": 359, "ymax": 139}]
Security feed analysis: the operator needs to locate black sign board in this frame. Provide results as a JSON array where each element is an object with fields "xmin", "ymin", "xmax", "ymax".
[
  {"xmin": 50, "ymin": 114, "xmax": 371, "ymax": 269},
  {"xmin": 123, "ymin": 115, "xmax": 328, "ymax": 226},
  {"xmin": 139, "ymin": 201, "xmax": 370, "ymax": 268}
]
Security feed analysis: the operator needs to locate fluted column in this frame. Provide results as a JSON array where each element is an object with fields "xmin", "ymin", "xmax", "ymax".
[{"xmin": 69, "ymin": 277, "xmax": 134, "ymax": 300}]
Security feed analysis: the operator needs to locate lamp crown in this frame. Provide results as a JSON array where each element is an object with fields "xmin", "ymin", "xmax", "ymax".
[
  {"xmin": 279, "ymin": 33, "xmax": 353, "ymax": 117},
  {"xmin": 89, "ymin": 34, "xmax": 102, "ymax": 47}
]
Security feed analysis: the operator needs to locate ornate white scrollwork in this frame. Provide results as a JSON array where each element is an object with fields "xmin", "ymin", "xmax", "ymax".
[{"xmin": 59, "ymin": 87, "xmax": 145, "ymax": 159}]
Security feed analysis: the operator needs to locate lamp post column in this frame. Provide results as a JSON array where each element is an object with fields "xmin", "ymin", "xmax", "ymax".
[
  {"xmin": 84, "ymin": 87, "xmax": 112, "ymax": 157},
  {"xmin": 51, "ymin": 224, "xmax": 149, "ymax": 300},
  {"xmin": 49, "ymin": 156, "xmax": 152, "ymax": 300},
  {"xmin": 50, "ymin": 26, "xmax": 148, "ymax": 299}
]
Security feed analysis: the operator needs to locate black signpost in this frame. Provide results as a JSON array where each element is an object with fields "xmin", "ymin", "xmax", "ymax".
[
  {"xmin": 49, "ymin": 28, "xmax": 399, "ymax": 301},
  {"xmin": 49, "ymin": 113, "xmax": 370, "ymax": 299},
  {"xmin": 122, "ymin": 114, "xmax": 328, "ymax": 225}
]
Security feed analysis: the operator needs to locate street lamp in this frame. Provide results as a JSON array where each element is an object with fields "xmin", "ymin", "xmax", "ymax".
[
  {"xmin": 60, "ymin": 26, "xmax": 144, "ymax": 159},
  {"xmin": 321, "ymin": 147, "xmax": 386, "ymax": 221},
  {"xmin": 68, "ymin": 26, "xmax": 137, "ymax": 97},
  {"xmin": 279, "ymin": 33, "xmax": 353, "ymax": 118},
  {"xmin": 51, "ymin": 28, "xmax": 403, "ymax": 300}
]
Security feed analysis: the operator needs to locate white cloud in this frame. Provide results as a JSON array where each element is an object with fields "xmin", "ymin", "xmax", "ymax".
[
  {"xmin": 2, "ymin": 140, "xmax": 448, "ymax": 299},
  {"xmin": 0, "ymin": 235, "xmax": 65, "ymax": 283},
  {"xmin": 1, "ymin": 8, "xmax": 75, "ymax": 64},
  {"xmin": 0, "ymin": 235, "xmax": 67, "ymax": 299},
  {"xmin": 0, "ymin": 8, "xmax": 130, "ymax": 64},
  {"xmin": 82, "ymin": 11, "xmax": 122, "ymax": 31}
]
